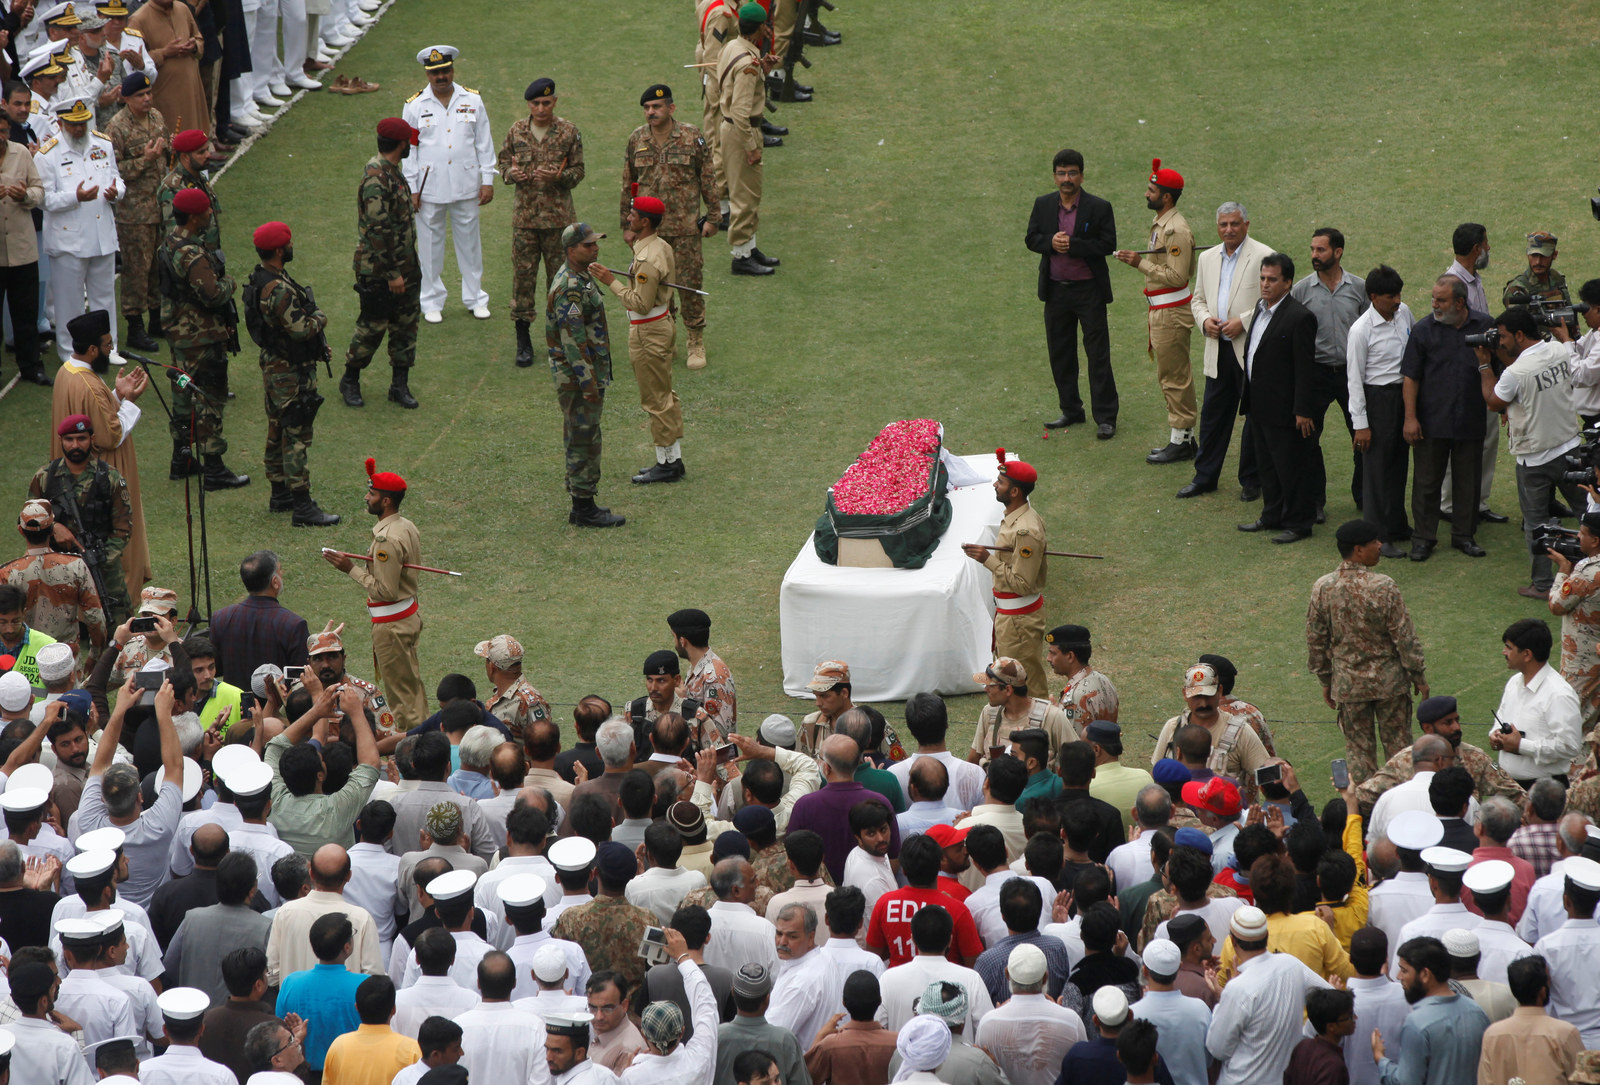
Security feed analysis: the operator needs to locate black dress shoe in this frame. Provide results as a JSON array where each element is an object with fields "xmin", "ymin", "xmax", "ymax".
[
  {"xmin": 1096, "ymin": 423, "xmax": 1115, "ymax": 440},
  {"xmin": 1380, "ymin": 543, "xmax": 1408, "ymax": 559},
  {"xmin": 1238, "ymin": 519, "xmax": 1278, "ymax": 533},
  {"xmin": 632, "ymin": 460, "xmax": 687, "ymax": 485},
  {"xmin": 750, "ymin": 248, "xmax": 780, "ymax": 267},
  {"xmin": 1551, "ymin": 497, "xmax": 1575, "ymax": 518},
  {"xmin": 1314, "ymin": 506, "xmax": 1327, "ymax": 525},
  {"xmin": 22, "ymin": 369, "xmax": 51, "ymax": 386},
  {"xmin": 763, "ymin": 134, "xmax": 784, "ymax": 148},
  {"xmin": 761, "ymin": 120, "xmax": 788, "ymax": 136},
  {"xmin": 731, "ymin": 255, "xmax": 775, "ymax": 276},
  {"xmin": 1176, "ymin": 482, "xmax": 1216, "ymax": 499},
  {"xmin": 1145, "ymin": 439, "xmax": 1197, "ymax": 464},
  {"xmin": 1271, "ymin": 528, "xmax": 1312, "ymax": 544},
  {"xmin": 1479, "ymin": 509, "xmax": 1510, "ymax": 524},
  {"xmin": 1452, "ymin": 539, "xmax": 1487, "ymax": 557},
  {"xmin": 1410, "ymin": 539, "xmax": 1436, "ymax": 562},
  {"xmin": 1240, "ymin": 485, "xmax": 1261, "ymax": 502},
  {"xmin": 1044, "ymin": 413, "xmax": 1083, "ymax": 429}
]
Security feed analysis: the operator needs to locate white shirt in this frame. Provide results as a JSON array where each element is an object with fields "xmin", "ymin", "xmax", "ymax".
[
  {"xmin": 454, "ymin": 1001, "xmax": 551, "ymax": 1085},
  {"xmin": 1347, "ymin": 302, "xmax": 1415, "ymax": 427},
  {"xmin": 1368, "ymin": 872, "xmax": 1436, "ymax": 958},
  {"xmin": 389, "ymin": 1063, "xmax": 432, "ymax": 1085},
  {"xmin": 1368, "ymin": 772, "xmax": 1480, "ymax": 843},
  {"xmin": 479, "ymin": 792, "xmax": 518, "ymax": 850},
  {"xmin": 104, "ymin": 29, "xmax": 157, "ymax": 82},
  {"xmin": 4, "ymin": 1014, "xmax": 96, "ymax": 1085},
  {"xmin": 625, "ymin": 866, "xmax": 708, "ymax": 924},
  {"xmin": 169, "ymin": 802, "xmax": 249, "ymax": 876},
  {"xmin": 401, "ymin": 928, "xmax": 494, "ymax": 992},
  {"xmin": 1216, "ymin": 245, "xmax": 1242, "ymax": 340},
  {"xmin": 974, "ymin": 992, "xmax": 1085, "ymax": 1085},
  {"xmin": 1395, "ymin": 900, "xmax": 1481, "ymax": 973},
  {"xmin": 516, "ymin": 990, "xmax": 590, "ymax": 1016},
  {"xmin": 818, "ymin": 936, "xmax": 886, "ymax": 981},
  {"xmin": 553, "ymin": 1061, "xmax": 621, "ymax": 1085},
  {"xmin": 1245, "ymin": 295, "xmax": 1285, "ymax": 380},
  {"xmin": 1155, "ymin": 897, "xmax": 1245, "ymax": 946},
  {"xmin": 1518, "ymin": 859, "xmax": 1598, "ymax": 943},
  {"xmin": 702, "ymin": 900, "xmax": 778, "ymax": 978},
  {"xmin": 137, "ymin": 1043, "xmax": 238, "ymax": 1085},
  {"xmin": 1106, "ymin": 835, "xmax": 1155, "ymax": 895},
  {"xmin": 50, "ymin": 907, "xmax": 163, "ymax": 983},
  {"xmin": 229, "ymin": 822, "xmax": 296, "ymax": 907},
  {"xmin": 1494, "ymin": 337, "xmax": 1583, "ymax": 465},
  {"xmin": 266, "ymin": 889, "xmax": 384, "ymax": 984},
  {"xmin": 1342, "ymin": 976, "xmax": 1410, "ymax": 1085},
  {"xmin": 1130, "ymin": 988, "xmax": 1212, "ymax": 1085},
  {"xmin": 346, "ymin": 841, "xmax": 405, "ymax": 949},
  {"xmin": 617, "ymin": 960, "xmax": 717, "ymax": 1085},
  {"xmin": 98, "ymin": 968, "xmax": 162, "ymax": 1059},
  {"xmin": 1494, "ymin": 665, "xmax": 1584, "ymax": 780},
  {"xmin": 1471, "ymin": 919, "xmax": 1533, "ymax": 985},
  {"xmin": 1534, "ymin": 916, "xmax": 1600, "ymax": 1048},
  {"xmin": 843, "ymin": 847, "xmax": 896, "ymax": 916},
  {"xmin": 879, "ymin": 955, "xmax": 995, "ymax": 1042},
  {"xmin": 401, "ymin": 83, "xmax": 495, "ymax": 203},
  {"xmin": 73, "ymin": 777, "xmax": 181, "ymax": 908},
  {"xmin": 1565, "ymin": 328, "xmax": 1600, "ymax": 415},
  {"xmin": 508, "ymin": 931, "xmax": 590, "ymax": 1000},
  {"xmin": 967, "ymin": 870, "xmax": 1056, "ymax": 944},
  {"xmin": 55, "ymin": 967, "xmax": 136, "ymax": 1053},
  {"xmin": 897, "ymin": 801, "xmax": 960, "ymax": 838},
  {"xmin": 394, "ymin": 974, "xmax": 480, "ymax": 1038},
  {"xmin": 478, "ymin": 854, "xmax": 563, "ymax": 945},
  {"xmin": 1447, "ymin": 260, "xmax": 1488, "ymax": 315},
  {"xmin": 250, "ymin": 1074, "xmax": 314, "ymax": 1085},
  {"xmin": 1205, "ymin": 952, "xmax": 1333, "ymax": 1085},
  {"xmin": 767, "ymin": 947, "xmax": 836, "ymax": 1050},
  {"xmin": 888, "ymin": 751, "xmax": 987, "ymax": 813},
  {"xmin": 766, "ymin": 878, "xmax": 832, "ymax": 931}
]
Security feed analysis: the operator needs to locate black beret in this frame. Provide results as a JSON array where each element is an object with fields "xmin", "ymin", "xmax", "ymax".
[
  {"xmin": 1335, "ymin": 519, "xmax": 1381, "ymax": 547},
  {"xmin": 667, "ymin": 608, "xmax": 710, "ymax": 635},
  {"xmin": 640, "ymin": 83, "xmax": 672, "ymax": 105},
  {"xmin": 643, "ymin": 649, "xmax": 680, "ymax": 676},
  {"xmin": 1045, "ymin": 624, "xmax": 1089, "ymax": 647},
  {"xmin": 525, "ymin": 77, "xmax": 555, "ymax": 100}
]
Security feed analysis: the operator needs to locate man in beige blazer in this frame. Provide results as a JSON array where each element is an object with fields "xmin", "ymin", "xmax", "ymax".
[{"xmin": 1179, "ymin": 201, "xmax": 1274, "ymax": 499}]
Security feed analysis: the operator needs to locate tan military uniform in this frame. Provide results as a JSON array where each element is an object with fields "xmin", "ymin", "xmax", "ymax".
[
  {"xmin": 1152, "ymin": 707, "xmax": 1270, "ymax": 807},
  {"xmin": 717, "ymin": 32, "xmax": 765, "ymax": 253},
  {"xmin": 696, "ymin": 0, "xmax": 736, "ymax": 200},
  {"xmin": 970, "ymin": 698, "xmax": 1077, "ymax": 764},
  {"xmin": 1138, "ymin": 207, "xmax": 1197, "ymax": 430},
  {"xmin": 604, "ymin": 232, "xmax": 681, "ymax": 447},
  {"xmin": 345, "ymin": 512, "xmax": 426, "ymax": 731},
  {"xmin": 983, "ymin": 503, "xmax": 1048, "ymax": 698}
]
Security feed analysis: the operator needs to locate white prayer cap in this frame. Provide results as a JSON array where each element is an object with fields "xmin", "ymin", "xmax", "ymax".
[
  {"xmin": 1229, "ymin": 906, "xmax": 1268, "ymax": 941},
  {"xmin": 1387, "ymin": 811, "xmax": 1445, "ymax": 851},
  {"xmin": 35, "ymin": 643, "xmax": 74, "ymax": 683},
  {"xmin": 533, "ymin": 944, "xmax": 568, "ymax": 982},
  {"xmin": 1092, "ymin": 986, "xmax": 1130, "ymax": 1027},
  {"xmin": 1005, "ymin": 944, "xmax": 1046, "ymax": 986},
  {"xmin": 1143, "ymin": 938, "xmax": 1182, "ymax": 976},
  {"xmin": 1442, "ymin": 929, "xmax": 1479, "ymax": 958},
  {"xmin": 0, "ymin": 673, "xmax": 30, "ymax": 713}
]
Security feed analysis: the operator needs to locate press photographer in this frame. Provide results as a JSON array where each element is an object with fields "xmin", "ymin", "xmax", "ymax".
[{"xmin": 1478, "ymin": 307, "xmax": 1586, "ymax": 598}]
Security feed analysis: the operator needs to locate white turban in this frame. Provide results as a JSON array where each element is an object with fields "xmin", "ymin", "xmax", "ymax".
[{"xmin": 892, "ymin": 1014, "xmax": 953, "ymax": 1082}]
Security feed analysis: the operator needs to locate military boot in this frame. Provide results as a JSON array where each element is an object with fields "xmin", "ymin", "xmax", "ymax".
[
  {"xmin": 291, "ymin": 490, "xmax": 340, "ymax": 527},
  {"xmin": 269, "ymin": 481, "xmax": 294, "ymax": 512},
  {"xmin": 146, "ymin": 307, "xmax": 164, "ymax": 341},
  {"xmin": 570, "ymin": 495, "xmax": 625, "ymax": 528},
  {"xmin": 686, "ymin": 327, "xmax": 707, "ymax": 370},
  {"xmin": 340, "ymin": 366, "xmax": 364, "ymax": 407},
  {"xmin": 169, "ymin": 440, "xmax": 202, "ymax": 479},
  {"xmin": 515, "ymin": 321, "xmax": 534, "ymax": 368},
  {"xmin": 126, "ymin": 314, "xmax": 159, "ymax": 352},
  {"xmin": 388, "ymin": 371, "xmax": 419, "ymax": 409},
  {"xmin": 202, "ymin": 455, "xmax": 250, "ymax": 490}
]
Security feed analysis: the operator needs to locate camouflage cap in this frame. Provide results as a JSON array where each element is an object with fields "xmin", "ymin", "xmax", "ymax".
[
  {"xmin": 307, "ymin": 621, "xmax": 346, "ymax": 656},
  {"xmin": 474, "ymin": 634, "xmax": 523, "ymax": 669},
  {"xmin": 137, "ymin": 586, "xmax": 178, "ymax": 616},
  {"xmin": 1183, "ymin": 663, "xmax": 1219, "ymax": 697},
  {"xmin": 1527, "ymin": 231, "xmax": 1558, "ymax": 257},
  {"xmin": 806, "ymin": 660, "xmax": 850, "ymax": 692},
  {"xmin": 562, "ymin": 222, "xmax": 605, "ymax": 248},
  {"xmin": 639, "ymin": 1000, "xmax": 685, "ymax": 1048},
  {"xmin": 19, "ymin": 499, "xmax": 52, "ymax": 530},
  {"xmin": 424, "ymin": 801, "xmax": 463, "ymax": 841},
  {"xmin": 1573, "ymin": 1051, "xmax": 1600, "ymax": 1085},
  {"xmin": 975, "ymin": 657, "xmax": 1027, "ymax": 688}
]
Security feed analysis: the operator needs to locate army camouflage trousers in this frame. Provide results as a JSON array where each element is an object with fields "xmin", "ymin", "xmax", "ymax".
[
  {"xmin": 169, "ymin": 343, "xmax": 230, "ymax": 455},
  {"xmin": 346, "ymin": 278, "xmax": 420, "ymax": 374},
  {"xmin": 630, "ymin": 318, "xmax": 681, "ymax": 446},
  {"xmin": 118, "ymin": 222, "xmax": 161, "ymax": 316},
  {"xmin": 262, "ymin": 359, "xmax": 317, "ymax": 490},
  {"xmin": 1148, "ymin": 309, "xmax": 1196, "ymax": 430},
  {"xmin": 661, "ymin": 233, "xmax": 705, "ymax": 330},
  {"xmin": 553, "ymin": 369, "xmax": 605, "ymax": 497},
  {"xmin": 1337, "ymin": 693, "xmax": 1414, "ymax": 782},
  {"xmin": 511, "ymin": 228, "xmax": 565, "ymax": 325},
  {"xmin": 994, "ymin": 607, "xmax": 1048, "ymax": 700},
  {"xmin": 99, "ymin": 555, "xmax": 130, "ymax": 626}
]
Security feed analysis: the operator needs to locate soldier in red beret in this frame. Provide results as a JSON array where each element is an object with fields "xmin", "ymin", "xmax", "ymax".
[
  {"xmin": 962, "ymin": 450, "xmax": 1050, "ymax": 698},
  {"xmin": 592, "ymin": 194, "xmax": 686, "ymax": 484}
]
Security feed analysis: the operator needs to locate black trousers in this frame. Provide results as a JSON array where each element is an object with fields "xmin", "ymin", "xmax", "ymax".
[
  {"xmin": 1043, "ymin": 279, "xmax": 1117, "ymax": 424},
  {"xmin": 0, "ymin": 262, "xmax": 40, "ymax": 376},
  {"xmin": 1251, "ymin": 420, "xmax": 1317, "ymax": 531},
  {"xmin": 1192, "ymin": 339, "xmax": 1258, "ymax": 489},
  {"xmin": 1412, "ymin": 435, "xmax": 1482, "ymax": 545},
  {"xmin": 1361, "ymin": 383, "xmax": 1410, "ymax": 541},
  {"xmin": 1303, "ymin": 362, "xmax": 1363, "ymax": 511}
]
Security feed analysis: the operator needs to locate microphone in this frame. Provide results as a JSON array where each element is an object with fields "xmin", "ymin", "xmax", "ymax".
[{"xmin": 119, "ymin": 352, "xmax": 194, "ymax": 389}]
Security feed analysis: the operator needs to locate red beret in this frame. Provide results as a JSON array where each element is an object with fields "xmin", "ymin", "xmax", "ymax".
[
  {"xmin": 364, "ymin": 456, "xmax": 407, "ymax": 493},
  {"xmin": 172, "ymin": 187, "xmax": 210, "ymax": 214},
  {"xmin": 1149, "ymin": 157, "xmax": 1184, "ymax": 191},
  {"xmin": 57, "ymin": 413, "xmax": 92, "ymax": 437},
  {"xmin": 171, "ymin": 128, "xmax": 207, "ymax": 154},
  {"xmin": 995, "ymin": 447, "xmax": 1038, "ymax": 485},
  {"xmin": 376, "ymin": 117, "xmax": 419, "ymax": 146},
  {"xmin": 252, "ymin": 221, "xmax": 291, "ymax": 250},
  {"xmin": 633, "ymin": 196, "xmax": 666, "ymax": 217}
]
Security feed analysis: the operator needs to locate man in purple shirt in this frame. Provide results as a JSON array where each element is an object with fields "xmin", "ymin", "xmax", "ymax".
[
  {"xmin": 786, "ymin": 734, "xmax": 900, "ymax": 883},
  {"xmin": 208, "ymin": 550, "xmax": 310, "ymax": 691}
]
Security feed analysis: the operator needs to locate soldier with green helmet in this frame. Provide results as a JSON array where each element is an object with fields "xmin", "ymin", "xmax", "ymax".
[{"xmin": 245, "ymin": 220, "xmax": 339, "ymax": 528}]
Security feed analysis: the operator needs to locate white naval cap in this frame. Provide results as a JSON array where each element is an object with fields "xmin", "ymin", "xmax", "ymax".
[
  {"xmin": 1420, "ymin": 846, "xmax": 1472, "ymax": 874},
  {"xmin": 426, "ymin": 868, "xmax": 477, "ymax": 902},
  {"xmin": 76, "ymin": 825, "xmax": 126, "ymax": 853},
  {"xmin": 65, "ymin": 847, "xmax": 116, "ymax": 880},
  {"xmin": 416, "ymin": 44, "xmax": 458, "ymax": 68},
  {"xmin": 548, "ymin": 837, "xmax": 597, "ymax": 872},
  {"xmin": 0, "ymin": 787, "xmax": 49, "ymax": 815},
  {"xmin": 1564, "ymin": 856, "xmax": 1600, "ymax": 891},
  {"xmin": 1462, "ymin": 859, "xmax": 1515, "ymax": 895},
  {"xmin": 156, "ymin": 986, "xmax": 210, "ymax": 1021},
  {"xmin": 497, "ymin": 873, "xmax": 548, "ymax": 908},
  {"xmin": 156, "ymin": 756, "xmax": 203, "ymax": 802},
  {"xmin": 54, "ymin": 916, "xmax": 103, "ymax": 945},
  {"xmin": 226, "ymin": 760, "xmax": 274, "ymax": 798},
  {"xmin": 91, "ymin": 907, "xmax": 126, "ymax": 935},
  {"xmin": 18, "ymin": 52, "xmax": 63, "ymax": 79},
  {"xmin": 1387, "ymin": 810, "xmax": 1445, "ymax": 851},
  {"xmin": 211, "ymin": 744, "xmax": 261, "ymax": 785},
  {"xmin": 6, "ymin": 762, "xmax": 53, "ymax": 794}
]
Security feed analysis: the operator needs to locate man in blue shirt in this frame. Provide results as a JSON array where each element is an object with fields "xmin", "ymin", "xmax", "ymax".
[
  {"xmin": 1374, "ymin": 935, "xmax": 1489, "ymax": 1085},
  {"xmin": 276, "ymin": 911, "xmax": 366, "ymax": 1071}
]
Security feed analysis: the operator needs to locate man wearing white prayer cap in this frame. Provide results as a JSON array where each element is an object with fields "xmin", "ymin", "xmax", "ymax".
[{"xmin": 975, "ymin": 942, "xmax": 1084, "ymax": 1085}]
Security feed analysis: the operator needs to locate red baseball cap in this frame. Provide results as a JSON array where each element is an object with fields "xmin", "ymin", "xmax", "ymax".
[
  {"xmin": 924, "ymin": 824, "xmax": 969, "ymax": 848},
  {"xmin": 1181, "ymin": 777, "xmax": 1240, "ymax": 819}
]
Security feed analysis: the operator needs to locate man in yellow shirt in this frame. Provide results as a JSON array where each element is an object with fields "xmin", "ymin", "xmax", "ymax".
[
  {"xmin": 322, "ymin": 975, "xmax": 421, "ymax": 1085},
  {"xmin": 1218, "ymin": 853, "xmax": 1353, "ymax": 986}
]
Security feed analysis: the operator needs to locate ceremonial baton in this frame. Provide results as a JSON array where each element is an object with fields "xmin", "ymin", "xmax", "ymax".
[
  {"xmin": 320, "ymin": 548, "xmax": 464, "ymax": 577},
  {"xmin": 965, "ymin": 543, "xmax": 1105, "ymax": 560},
  {"xmin": 1124, "ymin": 243, "xmax": 1219, "ymax": 255},
  {"xmin": 663, "ymin": 281, "xmax": 710, "ymax": 296}
]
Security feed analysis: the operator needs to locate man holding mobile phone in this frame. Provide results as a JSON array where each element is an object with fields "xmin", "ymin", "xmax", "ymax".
[{"xmin": 107, "ymin": 585, "xmax": 179, "ymax": 689}]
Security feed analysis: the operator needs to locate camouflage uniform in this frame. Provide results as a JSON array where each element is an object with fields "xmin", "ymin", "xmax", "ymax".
[
  {"xmin": 1503, "ymin": 266, "xmax": 1569, "ymax": 310},
  {"xmin": 338, "ymin": 671, "xmax": 400, "ymax": 742},
  {"xmin": 684, "ymin": 647, "xmax": 736, "ymax": 741},
  {"xmin": 1056, "ymin": 666, "xmax": 1120, "ymax": 731},
  {"xmin": 1138, "ymin": 881, "xmax": 1237, "ymax": 952},
  {"xmin": 1152, "ymin": 707, "xmax": 1270, "ymax": 807},
  {"xmin": 753, "ymin": 842, "xmax": 835, "ymax": 895},
  {"xmin": 84, "ymin": 46, "xmax": 132, "ymax": 132},
  {"xmin": 347, "ymin": 155, "xmax": 420, "ymax": 378},
  {"xmin": 484, "ymin": 675, "xmax": 551, "ymax": 744},
  {"xmin": 0, "ymin": 548, "xmax": 106, "ymax": 658},
  {"xmin": 250, "ymin": 265, "xmax": 328, "ymax": 492},
  {"xmin": 1221, "ymin": 695, "xmax": 1277, "ymax": 758},
  {"xmin": 497, "ymin": 115, "xmax": 584, "ymax": 323},
  {"xmin": 679, "ymin": 884, "xmax": 775, "ymax": 918},
  {"xmin": 157, "ymin": 161, "xmax": 220, "ymax": 251},
  {"xmin": 545, "ymin": 260, "xmax": 612, "ymax": 497},
  {"xmin": 109, "ymin": 638, "xmax": 171, "ymax": 689},
  {"xmin": 1306, "ymin": 559, "xmax": 1426, "ymax": 781},
  {"xmin": 621, "ymin": 119, "xmax": 719, "ymax": 333},
  {"xmin": 1551, "ymin": 555, "xmax": 1600, "ymax": 733},
  {"xmin": 550, "ymin": 894, "xmax": 657, "ymax": 995},
  {"xmin": 28, "ymin": 457, "xmax": 132, "ymax": 623},
  {"xmin": 159, "ymin": 224, "xmax": 236, "ymax": 455},
  {"xmin": 105, "ymin": 104, "xmax": 167, "ymax": 320},
  {"xmin": 1355, "ymin": 740, "xmax": 1526, "ymax": 814}
]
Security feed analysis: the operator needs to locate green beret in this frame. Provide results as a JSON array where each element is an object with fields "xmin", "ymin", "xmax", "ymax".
[{"xmin": 739, "ymin": 1, "xmax": 767, "ymax": 23}]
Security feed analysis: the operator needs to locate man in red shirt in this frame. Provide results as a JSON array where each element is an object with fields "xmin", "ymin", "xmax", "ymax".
[
  {"xmin": 866, "ymin": 834, "xmax": 983, "ymax": 967},
  {"xmin": 928, "ymin": 824, "xmax": 973, "ymax": 902}
]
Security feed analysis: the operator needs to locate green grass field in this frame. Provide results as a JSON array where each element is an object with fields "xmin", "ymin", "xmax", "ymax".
[{"xmin": 4, "ymin": 0, "xmax": 1598, "ymax": 806}]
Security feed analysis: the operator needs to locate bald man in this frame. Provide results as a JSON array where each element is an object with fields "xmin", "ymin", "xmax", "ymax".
[
  {"xmin": 265, "ymin": 842, "xmax": 384, "ymax": 983},
  {"xmin": 149, "ymin": 822, "xmax": 235, "ymax": 948},
  {"xmin": 785, "ymin": 733, "xmax": 901, "ymax": 883},
  {"xmin": 1368, "ymin": 734, "xmax": 1469, "ymax": 844}
]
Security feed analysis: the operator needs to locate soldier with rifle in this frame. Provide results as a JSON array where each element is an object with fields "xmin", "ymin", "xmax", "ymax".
[
  {"xmin": 28, "ymin": 412, "xmax": 133, "ymax": 625},
  {"xmin": 244, "ymin": 220, "xmax": 339, "ymax": 527}
]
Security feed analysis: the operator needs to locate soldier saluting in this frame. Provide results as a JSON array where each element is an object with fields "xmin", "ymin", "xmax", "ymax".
[{"xmin": 962, "ymin": 451, "xmax": 1049, "ymax": 700}]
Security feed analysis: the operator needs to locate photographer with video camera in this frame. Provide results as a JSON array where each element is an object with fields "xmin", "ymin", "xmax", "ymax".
[
  {"xmin": 1556, "ymin": 279, "xmax": 1600, "ymax": 428},
  {"xmin": 1477, "ymin": 307, "xmax": 1587, "ymax": 598},
  {"xmin": 1546, "ymin": 511, "xmax": 1600, "ymax": 730}
]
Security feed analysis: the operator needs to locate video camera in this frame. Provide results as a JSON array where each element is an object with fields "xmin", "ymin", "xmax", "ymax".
[
  {"xmin": 1556, "ymin": 425, "xmax": 1600, "ymax": 485},
  {"xmin": 1533, "ymin": 523, "xmax": 1587, "ymax": 562},
  {"xmin": 1505, "ymin": 287, "xmax": 1590, "ymax": 330}
]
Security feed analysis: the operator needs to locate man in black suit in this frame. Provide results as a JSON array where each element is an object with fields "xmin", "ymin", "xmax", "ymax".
[
  {"xmin": 1238, "ymin": 252, "xmax": 1321, "ymax": 544},
  {"xmin": 1025, "ymin": 148, "xmax": 1118, "ymax": 439}
]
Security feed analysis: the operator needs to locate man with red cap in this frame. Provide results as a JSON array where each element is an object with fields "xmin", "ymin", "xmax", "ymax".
[
  {"xmin": 593, "ymin": 194, "xmax": 685, "ymax": 485},
  {"xmin": 1117, "ymin": 159, "xmax": 1198, "ymax": 466},
  {"xmin": 322, "ymin": 458, "xmax": 427, "ymax": 730},
  {"xmin": 157, "ymin": 129, "xmax": 219, "ymax": 255},
  {"xmin": 962, "ymin": 451, "xmax": 1049, "ymax": 699},
  {"xmin": 36, "ymin": 95, "xmax": 122, "ymax": 364},
  {"xmin": 344, "ymin": 117, "xmax": 422, "ymax": 411},
  {"xmin": 246, "ymin": 219, "xmax": 338, "ymax": 526}
]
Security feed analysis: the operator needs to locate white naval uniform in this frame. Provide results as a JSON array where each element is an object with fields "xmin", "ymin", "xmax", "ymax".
[
  {"xmin": 401, "ymin": 82, "xmax": 493, "ymax": 314},
  {"xmin": 454, "ymin": 1001, "xmax": 551, "ymax": 1085},
  {"xmin": 106, "ymin": 29, "xmax": 157, "ymax": 82},
  {"xmin": 57, "ymin": 47, "xmax": 107, "ymax": 107},
  {"xmin": 136, "ymin": 1043, "xmax": 239, "ymax": 1085},
  {"xmin": 36, "ymin": 127, "xmax": 120, "ymax": 361}
]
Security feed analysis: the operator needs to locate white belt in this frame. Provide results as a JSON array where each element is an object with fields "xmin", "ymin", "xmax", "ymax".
[
  {"xmin": 628, "ymin": 304, "xmax": 671, "ymax": 324},
  {"xmin": 367, "ymin": 596, "xmax": 416, "ymax": 618},
  {"xmin": 1145, "ymin": 284, "xmax": 1192, "ymax": 308}
]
